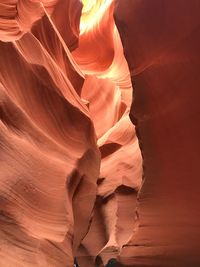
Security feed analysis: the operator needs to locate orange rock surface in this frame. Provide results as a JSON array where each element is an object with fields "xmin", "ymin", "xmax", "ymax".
[{"xmin": 1, "ymin": 0, "xmax": 199, "ymax": 266}]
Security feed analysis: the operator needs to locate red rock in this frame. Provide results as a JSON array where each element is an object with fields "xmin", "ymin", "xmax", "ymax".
[
  {"xmin": 115, "ymin": 0, "xmax": 200, "ymax": 266},
  {"xmin": 4, "ymin": 0, "xmax": 199, "ymax": 266}
]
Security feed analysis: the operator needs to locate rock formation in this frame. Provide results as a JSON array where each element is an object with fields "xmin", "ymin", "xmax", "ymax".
[{"xmin": 0, "ymin": 0, "xmax": 199, "ymax": 266}]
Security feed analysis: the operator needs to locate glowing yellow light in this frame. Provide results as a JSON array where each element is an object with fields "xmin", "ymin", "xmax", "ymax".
[
  {"xmin": 82, "ymin": 0, "xmax": 97, "ymax": 13},
  {"xmin": 80, "ymin": 0, "xmax": 113, "ymax": 33}
]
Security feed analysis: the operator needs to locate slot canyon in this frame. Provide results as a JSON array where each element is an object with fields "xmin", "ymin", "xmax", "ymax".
[{"xmin": 0, "ymin": 0, "xmax": 200, "ymax": 266}]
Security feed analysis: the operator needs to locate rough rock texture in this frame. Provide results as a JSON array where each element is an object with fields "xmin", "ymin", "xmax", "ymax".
[{"xmin": 115, "ymin": 0, "xmax": 200, "ymax": 266}]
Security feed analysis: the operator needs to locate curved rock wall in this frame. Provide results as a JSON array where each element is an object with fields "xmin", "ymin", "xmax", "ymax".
[
  {"xmin": 115, "ymin": 0, "xmax": 200, "ymax": 266},
  {"xmin": 0, "ymin": 1, "xmax": 142, "ymax": 266},
  {"xmin": 1, "ymin": 0, "xmax": 198, "ymax": 266}
]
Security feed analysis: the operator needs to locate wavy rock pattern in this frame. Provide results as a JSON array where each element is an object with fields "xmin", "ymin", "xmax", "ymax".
[
  {"xmin": 0, "ymin": 0, "xmax": 142, "ymax": 266},
  {"xmin": 2, "ymin": 0, "xmax": 197, "ymax": 266}
]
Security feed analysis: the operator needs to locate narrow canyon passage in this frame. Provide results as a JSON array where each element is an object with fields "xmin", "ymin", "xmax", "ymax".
[{"xmin": 0, "ymin": 1, "xmax": 200, "ymax": 267}]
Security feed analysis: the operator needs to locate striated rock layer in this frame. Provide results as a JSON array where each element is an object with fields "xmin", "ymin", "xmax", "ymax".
[
  {"xmin": 0, "ymin": 2, "xmax": 100, "ymax": 266},
  {"xmin": 0, "ymin": 0, "xmax": 142, "ymax": 266}
]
